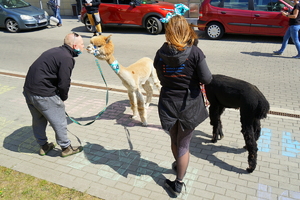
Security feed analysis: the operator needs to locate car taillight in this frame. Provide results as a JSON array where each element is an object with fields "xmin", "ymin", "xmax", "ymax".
[{"xmin": 199, "ymin": 11, "xmax": 203, "ymax": 18}]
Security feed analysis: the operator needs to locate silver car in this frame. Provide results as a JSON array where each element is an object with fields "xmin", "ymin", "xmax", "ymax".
[{"xmin": 0, "ymin": 0, "xmax": 49, "ymax": 32}]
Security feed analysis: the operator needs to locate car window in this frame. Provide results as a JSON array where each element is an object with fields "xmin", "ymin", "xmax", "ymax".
[
  {"xmin": 223, "ymin": 0, "xmax": 249, "ymax": 10},
  {"xmin": 0, "ymin": 0, "xmax": 30, "ymax": 8},
  {"xmin": 131, "ymin": 0, "xmax": 158, "ymax": 5},
  {"xmin": 210, "ymin": 0, "xmax": 222, "ymax": 7},
  {"xmin": 211, "ymin": 0, "xmax": 249, "ymax": 10},
  {"xmin": 118, "ymin": 0, "xmax": 131, "ymax": 4},
  {"xmin": 101, "ymin": 0, "xmax": 116, "ymax": 3},
  {"xmin": 254, "ymin": 0, "xmax": 285, "ymax": 11}
]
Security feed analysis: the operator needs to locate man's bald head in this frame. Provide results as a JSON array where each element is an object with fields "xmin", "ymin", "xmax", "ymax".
[
  {"xmin": 64, "ymin": 33, "xmax": 83, "ymax": 47},
  {"xmin": 64, "ymin": 33, "xmax": 84, "ymax": 54}
]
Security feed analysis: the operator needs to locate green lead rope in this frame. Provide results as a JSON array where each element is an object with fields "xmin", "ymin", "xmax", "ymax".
[{"xmin": 65, "ymin": 59, "xmax": 109, "ymax": 126}]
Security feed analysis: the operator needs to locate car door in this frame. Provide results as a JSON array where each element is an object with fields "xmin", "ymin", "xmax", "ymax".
[
  {"xmin": 99, "ymin": 0, "xmax": 123, "ymax": 23},
  {"xmin": 250, "ymin": 0, "xmax": 289, "ymax": 35},
  {"xmin": 217, "ymin": 0, "xmax": 252, "ymax": 33},
  {"xmin": 99, "ymin": 0, "xmax": 141, "ymax": 24},
  {"xmin": 114, "ymin": 0, "xmax": 141, "ymax": 25}
]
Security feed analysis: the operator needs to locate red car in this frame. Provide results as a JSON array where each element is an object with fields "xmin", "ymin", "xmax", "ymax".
[
  {"xmin": 80, "ymin": 0, "xmax": 174, "ymax": 34},
  {"xmin": 197, "ymin": 0, "xmax": 293, "ymax": 39}
]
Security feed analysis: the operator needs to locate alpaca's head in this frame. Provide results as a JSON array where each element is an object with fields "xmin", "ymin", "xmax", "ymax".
[{"xmin": 86, "ymin": 35, "xmax": 114, "ymax": 60}]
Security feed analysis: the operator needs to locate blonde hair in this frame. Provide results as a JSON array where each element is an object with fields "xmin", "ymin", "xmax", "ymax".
[{"xmin": 164, "ymin": 15, "xmax": 198, "ymax": 51}]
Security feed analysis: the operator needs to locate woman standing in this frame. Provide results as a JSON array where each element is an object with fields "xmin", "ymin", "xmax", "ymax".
[
  {"xmin": 83, "ymin": 0, "xmax": 101, "ymax": 36},
  {"xmin": 273, "ymin": 0, "xmax": 300, "ymax": 58},
  {"xmin": 154, "ymin": 14, "xmax": 212, "ymax": 197}
]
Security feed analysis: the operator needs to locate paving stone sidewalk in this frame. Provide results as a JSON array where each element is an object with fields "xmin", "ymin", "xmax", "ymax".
[{"xmin": 0, "ymin": 73, "xmax": 299, "ymax": 200}]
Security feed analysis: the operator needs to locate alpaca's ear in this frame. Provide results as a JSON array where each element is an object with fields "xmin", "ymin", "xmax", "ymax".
[{"xmin": 105, "ymin": 35, "xmax": 112, "ymax": 43}]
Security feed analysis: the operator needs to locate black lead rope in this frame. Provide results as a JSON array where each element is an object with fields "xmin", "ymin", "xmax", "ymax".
[{"xmin": 66, "ymin": 59, "xmax": 109, "ymax": 126}]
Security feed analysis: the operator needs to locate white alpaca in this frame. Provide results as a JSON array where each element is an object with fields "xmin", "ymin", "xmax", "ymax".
[{"xmin": 86, "ymin": 35, "xmax": 161, "ymax": 126}]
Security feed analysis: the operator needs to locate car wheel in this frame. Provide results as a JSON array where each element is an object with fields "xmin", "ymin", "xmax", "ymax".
[
  {"xmin": 205, "ymin": 22, "xmax": 224, "ymax": 40},
  {"xmin": 84, "ymin": 17, "xmax": 93, "ymax": 32},
  {"xmin": 5, "ymin": 19, "xmax": 19, "ymax": 33},
  {"xmin": 146, "ymin": 17, "xmax": 162, "ymax": 35}
]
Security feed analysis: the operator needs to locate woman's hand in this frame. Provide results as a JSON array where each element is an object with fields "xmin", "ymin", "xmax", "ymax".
[{"xmin": 281, "ymin": 11, "xmax": 288, "ymax": 16}]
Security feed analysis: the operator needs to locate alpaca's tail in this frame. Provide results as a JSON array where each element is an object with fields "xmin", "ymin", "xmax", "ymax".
[
  {"xmin": 255, "ymin": 87, "xmax": 270, "ymax": 119},
  {"xmin": 150, "ymin": 66, "xmax": 161, "ymax": 92}
]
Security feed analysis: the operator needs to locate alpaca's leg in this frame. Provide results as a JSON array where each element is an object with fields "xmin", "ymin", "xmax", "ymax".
[
  {"xmin": 240, "ymin": 108, "xmax": 257, "ymax": 173},
  {"xmin": 142, "ymin": 81, "xmax": 153, "ymax": 108},
  {"xmin": 209, "ymin": 104, "xmax": 225, "ymax": 143},
  {"xmin": 135, "ymin": 89, "xmax": 147, "ymax": 126},
  {"xmin": 217, "ymin": 106, "xmax": 225, "ymax": 139},
  {"xmin": 253, "ymin": 119, "xmax": 261, "ymax": 141},
  {"xmin": 241, "ymin": 125, "xmax": 257, "ymax": 173},
  {"xmin": 127, "ymin": 91, "xmax": 138, "ymax": 119}
]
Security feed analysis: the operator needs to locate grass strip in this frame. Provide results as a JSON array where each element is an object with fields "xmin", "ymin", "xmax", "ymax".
[{"xmin": 0, "ymin": 166, "xmax": 103, "ymax": 200}]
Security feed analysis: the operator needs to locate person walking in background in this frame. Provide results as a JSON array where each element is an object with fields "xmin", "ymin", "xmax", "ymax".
[
  {"xmin": 23, "ymin": 33, "xmax": 84, "ymax": 157},
  {"xmin": 83, "ymin": 0, "xmax": 101, "ymax": 36},
  {"xmin": 154, "ymin": 5, "xmax": 212, "ymax": 197},
  {"xmin": 76, "ymin": 0, "xmax": 82, "ymax": 22},
  {"xmin": 273, "ymin": 0, "xmax": 300, "ymax": 58},
  {"xmin": 52, "ymin": 0, "xmax": 62, "ymax": 27}
]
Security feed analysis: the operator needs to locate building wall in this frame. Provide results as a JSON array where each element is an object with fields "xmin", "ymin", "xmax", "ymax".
[{"xmin": 28, "ymin": 0, "xmax": 202, "ymax": 18}]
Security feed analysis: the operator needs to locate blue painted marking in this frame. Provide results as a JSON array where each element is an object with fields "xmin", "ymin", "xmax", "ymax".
[
  {"xmin": 258, "ymin": 128, "xmax": 272, "ymax": 152},
  {"xmin": 258, "ymin": 183, "xmax": 300, "ymax": 199},
  {"xmin": 282, "ymin": 132, "xmax": 300, "ymax": 157}
]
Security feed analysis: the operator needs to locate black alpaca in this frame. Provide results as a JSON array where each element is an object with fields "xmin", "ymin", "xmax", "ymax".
[{"xmin": 204, "ymin": 74, "xmax": 270, "ymax": 173}]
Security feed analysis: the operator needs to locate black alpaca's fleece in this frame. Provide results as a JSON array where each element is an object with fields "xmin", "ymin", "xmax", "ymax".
[
  {"xmin": 205, "ymin": 74, "xmax": 269, "ymax": 120},
  {"xmin": 204, "ymin": 74, "xmax": 270, "ymax": 173}
]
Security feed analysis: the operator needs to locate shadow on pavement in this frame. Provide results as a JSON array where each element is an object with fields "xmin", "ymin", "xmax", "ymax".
[
  {"xmin": 81, "ymin": 142, "xmax": 175, "ymax": 197},
  {"xmin": 241, "ymin": 51, "xmax": 296, "ymax": 59},
  {"xmin": 190, "ymin": 130, "xmax": 248, "ymax": 174},
  {"xmin": 2, "ymin": 126, "xmax": 61, "ymax": 156},
  {"xmin": 66, "ymin": 99, "xmax": 162, "ymax": 130},
  {"xmin": 195, "ymin": 30, "xmax": 283, "ymax": 44},
  {"xmin": 71, "ymin": 25, "xmax": 152, "ymax": 36}
]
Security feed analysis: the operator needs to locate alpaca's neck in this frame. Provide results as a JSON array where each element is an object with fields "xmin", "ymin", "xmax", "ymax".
[
  {"xmin": 106, "ymin": 55, "xmax": 122, "ymax": 75},
  {"xmin": 106, "ymin": 56, "xmax": 117, "ymax": 65}
]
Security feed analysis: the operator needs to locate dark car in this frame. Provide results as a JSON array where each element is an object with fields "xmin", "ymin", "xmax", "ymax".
[
  {"xmin": 80, "ymin": 0, "xmax": 174, "ymax": 34},
  {"xmin": 197, "ymin": 0, "xmax": 293, "ymax": 39},
  {"xmin": 0, "ymin": 0, "xmax": 49, "ymax": 33}
]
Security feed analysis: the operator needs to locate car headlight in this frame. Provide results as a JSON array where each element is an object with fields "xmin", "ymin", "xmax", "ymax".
[{"xmin": 20, "ymin": 15, "xmax": 34, "ymax": 20}]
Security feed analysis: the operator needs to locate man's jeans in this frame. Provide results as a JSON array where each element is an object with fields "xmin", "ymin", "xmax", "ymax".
[{"xmin": 52, "ymin": 7, "xmax": 62, "ymax": 24}]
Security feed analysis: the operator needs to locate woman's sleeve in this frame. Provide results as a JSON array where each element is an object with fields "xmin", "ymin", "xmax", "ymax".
[
  {"xmin": 197, "ymin": 58, "xmax": 212, "ymax": 84},
  {"xmin": 196, "ymin": 53, "xmax": 212, "ymax": 84}
]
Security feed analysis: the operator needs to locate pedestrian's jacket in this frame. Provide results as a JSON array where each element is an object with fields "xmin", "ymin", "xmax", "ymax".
[
  {"xmin": 82, "ymin": 0, "xmax": 100, "ymax": 14},
  {"xmin": 154, "ymin": 43, "xmax": 212, "ymax": 131},
  {"xmin": 23, "ymin": 45, "xmax": 78, "ymax": 101}
]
